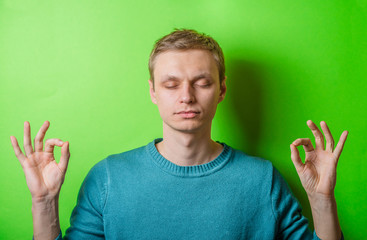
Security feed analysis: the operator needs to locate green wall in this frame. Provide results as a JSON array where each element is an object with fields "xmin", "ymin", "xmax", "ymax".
[{"xmin": 1, "ymin": 0, "xmax": 366, "ymax": 239}]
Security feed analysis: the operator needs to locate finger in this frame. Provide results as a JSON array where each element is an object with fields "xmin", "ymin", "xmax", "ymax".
[
  {"xmin": 10, "ymin": 136, "xmax": 26, "ymax": 164},
  {"xmin": 34, "ymin": 121, "xmax": 50, "ymax": 152},
  {"xmin": 333, "ymin": 131, "xmax": 348, "ymax": 159},
  {"xmin": 59, "ymin": 141, "xmax": 70, "ymax": 173},
  {"xmin": 290, "ymin": 144, "xmax": 304, "ymax": 173},
  {"xmin": 320, "ymin": 121, "xmax": 335, "ymax": 152},
  {"xmin": 44, "ymin": 138, "xmax": 64, "ymax": 153},
  {"xmin": 307, "ymin": 120, "xmax": 325, "ymax": 150},
  {"xmin": 23, "ymin": 121, "xmax": 34, "ymax": 156},
  {"xmin": 292, "ymin": 138, "xmax": 314, "ymax": 153}
]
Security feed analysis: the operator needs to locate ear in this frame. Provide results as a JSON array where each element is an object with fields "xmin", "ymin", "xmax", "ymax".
[
  {"xmin": 218, "ymin": 76, "xmax": 227, "ymax": 103},
  {"xmin": 149, "ymin": 79, "xmax": 157, "ymax": 105}
]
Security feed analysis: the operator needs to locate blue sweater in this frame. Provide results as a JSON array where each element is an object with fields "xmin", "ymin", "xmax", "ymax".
[{"xmin": 59, "ymin": 139, "xmax": 323, "ymax": 239}]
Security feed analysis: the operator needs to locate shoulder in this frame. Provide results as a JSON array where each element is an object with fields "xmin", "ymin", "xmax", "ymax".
[
  {"xmin": 87, "ymin": 143, "xmax": 150, "ymax": 180},
  {"xmin": 104, "ymin": 145, "xmax": 147, "ymax": 166},
  {"xmin": 229, "ymin": 147, "xmax": 274, "ymax": 175},
  {"xmin": 227, "ymin": 147, "xmax": 296, "ymax": 201},
  {"xmin": 220, "ymin": 145, "xmax": 277, "ymax": 191},
  {"xmin": 231, "ymin": 149, "xmax": 291, "ymax": 194}
]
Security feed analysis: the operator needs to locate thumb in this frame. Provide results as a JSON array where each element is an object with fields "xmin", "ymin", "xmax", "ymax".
[{"xmin": 59, "ymin": 141, "xmax": 70, "ymax": 173}]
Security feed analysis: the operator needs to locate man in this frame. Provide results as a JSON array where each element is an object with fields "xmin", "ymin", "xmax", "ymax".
[{"xmin": 10, "ymin": 29, "xmax": 348, "ymax": 239}]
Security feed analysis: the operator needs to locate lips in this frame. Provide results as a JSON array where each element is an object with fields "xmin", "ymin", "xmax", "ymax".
[{"xmin": 176, "ymin": 111, "xmax": 200, "ymax": 118}]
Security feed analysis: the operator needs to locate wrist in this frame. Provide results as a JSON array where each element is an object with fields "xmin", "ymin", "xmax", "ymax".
[
  {"xmin": 308, "ymin": 194, "xmax": 341, "ymax": 240},
  {"xmin": 32, "ymin": 195, "xmax": 59, "ymax": 209},
  {"xmin": 32, "ymin": 197, "xmax": 61, "ymax": 240},
  {"xmin": 307, "ymin": 193, "xmax": 337, "ymax": 211}
]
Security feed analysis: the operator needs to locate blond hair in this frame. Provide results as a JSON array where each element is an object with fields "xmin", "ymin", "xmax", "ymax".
[{"xmin": 149, "ymin": 29, "xmax": 225, "ymax": 84}]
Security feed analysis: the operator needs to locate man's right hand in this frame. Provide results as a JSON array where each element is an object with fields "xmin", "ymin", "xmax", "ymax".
[
  {"xmin": 10, "ymin": 121, "xmax": 70, "ymax": 240},
  {"xmin": 10, "ymin": 121, "xmax": 70, "ymax": 201}
]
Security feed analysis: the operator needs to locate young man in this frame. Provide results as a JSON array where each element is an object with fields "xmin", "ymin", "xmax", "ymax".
[{"xmin": 10, "ymin": 29, "xmax": 348, "ymax": 240}]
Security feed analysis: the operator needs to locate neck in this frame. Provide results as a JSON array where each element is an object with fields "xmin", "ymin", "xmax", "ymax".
[{"xmin": 156, "ymin": 123, "xmax": 223, "ymax": 166}]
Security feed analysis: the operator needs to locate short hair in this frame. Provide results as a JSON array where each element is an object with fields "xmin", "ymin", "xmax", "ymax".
[{"xmin": 149, "ymin": 29, "xmax": 225, "ymax": 85}]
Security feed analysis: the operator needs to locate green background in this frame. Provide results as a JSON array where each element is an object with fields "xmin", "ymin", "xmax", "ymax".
[{"xmin": 1, "ymin": 0, "xmax": 366, "ymax": 239}]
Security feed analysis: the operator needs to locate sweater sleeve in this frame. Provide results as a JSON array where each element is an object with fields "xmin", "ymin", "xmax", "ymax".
[
  {"xmin": 62, "ymin": 160, "xmax": 109, "ymax": 239},
  {"xmin": 270, "ymin": 167, "xmax": 345, "ymax": 240},
  {"xmin": 270, "ymin": 167, "xmax": 317, "ymax": 240}
]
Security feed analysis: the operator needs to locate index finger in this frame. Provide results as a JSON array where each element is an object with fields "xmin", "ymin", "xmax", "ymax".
[
  {"xmin": 34, "ymin": 121, "xmax": 50, "ymax": 152},
  {"xmin": 292, "ymin": 138, "xmax": 314, "ymax": 153}
]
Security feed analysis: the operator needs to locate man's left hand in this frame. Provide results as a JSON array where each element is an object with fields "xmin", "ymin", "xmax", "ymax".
[{"xmin": 290, "ymin": 120, "xmax": 348, "ymax": 199}]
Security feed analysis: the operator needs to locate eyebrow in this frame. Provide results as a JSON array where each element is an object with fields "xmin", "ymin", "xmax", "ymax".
[{"xmin": 162, "ymin": 73, "xmax": 213, "ymax": 82}]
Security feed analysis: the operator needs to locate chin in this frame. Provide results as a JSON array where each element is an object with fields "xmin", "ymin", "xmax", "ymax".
[{"xmin": 165, "ymin": 121, "xmax": 207, "ymax": 133}]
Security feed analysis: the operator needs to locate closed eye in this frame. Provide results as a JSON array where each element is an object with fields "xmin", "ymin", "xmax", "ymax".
[
  {"xmin": 165, "ymin": 85, "xmax": 178, "ymax": 89},
  {"xmin": 197, "ymin": 84, "xmax": 211, "ymax": 88},
  {"xmin": 195, "ymin": 79, "xmax": 212, "ymax": 88},
  {"xmin": 162, "ymin": 80, "xmax": 179, "ymax": 89}
]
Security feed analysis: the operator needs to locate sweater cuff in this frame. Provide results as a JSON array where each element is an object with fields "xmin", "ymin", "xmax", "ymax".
[
  {"xmin": 314, "ymin": 231, "xmax": 344, "ymax": 240},
  {"xmin": 55, "ymin": 231, "xmax": 62, "ymax": 240},
  {"xmin": 32, "ymin": 232, "xmax": 62, "ymax": 240}
]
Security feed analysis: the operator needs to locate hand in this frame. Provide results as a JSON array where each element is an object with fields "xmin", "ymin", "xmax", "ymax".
[
  {"xmin": 10, "ymin": 121, "xmax": 70, "ymax": 201},
  {"xmin": 290, "ymin": 120, "xmax": 348, "ymax": 199}
]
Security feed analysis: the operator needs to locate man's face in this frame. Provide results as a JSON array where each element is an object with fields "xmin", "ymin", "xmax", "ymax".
[{"xmin": 149, "ymin": 49, "xmax": 226, "ymax": 134}]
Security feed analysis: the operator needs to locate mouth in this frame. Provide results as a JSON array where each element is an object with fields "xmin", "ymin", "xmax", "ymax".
[{"xmin": 176, "ymin": 111, "xmax": 200, "ymax": 118}]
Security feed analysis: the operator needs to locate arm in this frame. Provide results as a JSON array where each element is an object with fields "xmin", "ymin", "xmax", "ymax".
[
  {"xmin": 10, "ymin": 121, "xmax": 70, "ymax": 240},
  {"xmin": 290, "ymin": 120, "xmax": 348, "ymax": 240},
  {"xmin": 271, "ymin": 167, "xmax": 316, "ymax": 239},
  {"xmin": 64, "ymin": 160, "xmax": 107, "ymax": 239}
]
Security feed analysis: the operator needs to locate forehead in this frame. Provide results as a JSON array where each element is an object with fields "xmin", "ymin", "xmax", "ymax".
[{"xmin": 153, "ymin": 49, "xmax": 219, "ymax": 81}]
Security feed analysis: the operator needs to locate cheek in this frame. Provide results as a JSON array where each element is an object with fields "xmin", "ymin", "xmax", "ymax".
[
  {"xmin": 156, "ymin": 94, "xmax": 175, "ymax": 113},
  {"xmin": 157, "ymin": 92, "xmax": 179, "ymax": 106},
  {"xmin": 156, "ymin": 90, "xmax": 175, "ymax": 100},
  {"xmin": 202, "ymin": 91, "xmax": 219, "ymax": 105},
  {"xmin": 201, "ymin": 93, "xmax": 220, "ymax": 115}
]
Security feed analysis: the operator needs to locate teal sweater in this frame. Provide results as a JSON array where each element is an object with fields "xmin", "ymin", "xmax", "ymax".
[{"xmin": 60, "ymin": 139, "xmax": 324, "ymax": 239}]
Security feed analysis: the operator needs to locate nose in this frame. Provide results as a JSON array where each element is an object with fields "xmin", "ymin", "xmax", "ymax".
[{"xmin": 180, "ymin": 82, "xmax": 195, "ymax": 104}]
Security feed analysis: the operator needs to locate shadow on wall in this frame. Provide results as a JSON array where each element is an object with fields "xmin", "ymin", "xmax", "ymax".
[
  {"xmin": 226, "ymin": 58, "xmax": 314, "ymax": 230},
  {"xmin": 226, "ymin": 58, "xmax": 264, "ymax": 156}
]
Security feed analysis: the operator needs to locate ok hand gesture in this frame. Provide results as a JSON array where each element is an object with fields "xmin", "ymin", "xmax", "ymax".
[
  {"xmin": 10, "ymin": 121, "xmax": 70, "ymax": 201},
  {"xmin": 290, "ymin": 120, "xmax": 348, "ymax": 199}
]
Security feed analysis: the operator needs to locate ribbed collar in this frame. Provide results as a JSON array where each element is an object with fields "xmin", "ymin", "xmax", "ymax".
[{"xmin": 146, "ymin": 138, "xmax": 232, "ymax": 177}]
